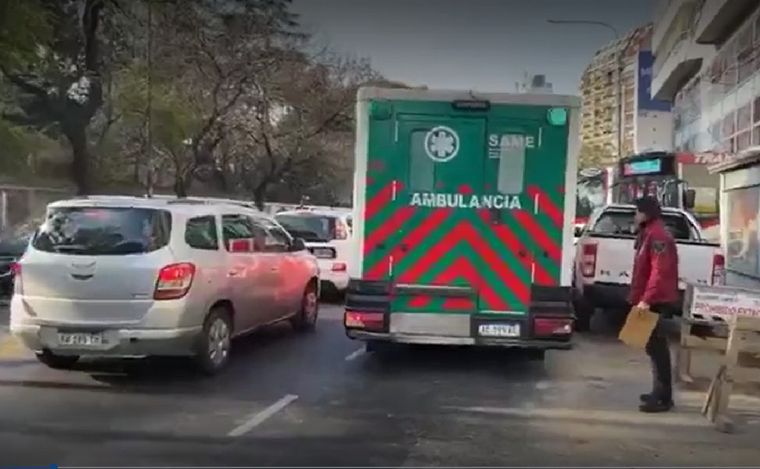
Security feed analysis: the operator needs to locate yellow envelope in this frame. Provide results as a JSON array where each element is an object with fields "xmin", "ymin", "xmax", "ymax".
[{"xmin": 618, "ymin": 306, "xmax": 659, "ymax": 348}]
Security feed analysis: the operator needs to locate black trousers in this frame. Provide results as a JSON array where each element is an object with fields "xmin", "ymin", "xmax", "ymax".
[{"xmin": 645, "ymin": 304, "xmax": 674, "ymax": 402}]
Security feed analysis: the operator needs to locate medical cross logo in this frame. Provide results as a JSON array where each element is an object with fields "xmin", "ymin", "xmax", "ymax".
[{"xmin": 424, "ymin": 126, "xmax": 459, "ymax": 163}]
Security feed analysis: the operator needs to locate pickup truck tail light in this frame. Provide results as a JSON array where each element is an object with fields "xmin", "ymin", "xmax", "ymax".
[
  {"xmin": 711, "ymin": 253, "xmax": 726, "ymax": 286},
  {"xmin": 344, "ymin": 310, "xmax": 384, "ymax": 331},
  {"xmin": 581, "ymin": 243, "xmax": 598, "ymax": 278},
  {"xmin": 154, "ymin": 263, "xmax": 196, "ymax": 300}
]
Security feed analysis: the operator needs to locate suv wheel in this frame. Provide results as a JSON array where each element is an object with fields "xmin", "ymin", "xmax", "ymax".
[
  {"xmin": 292, "ymin": 282, "xmax": 319, "ymax": 332},
  {"xmin": 195, "ymin": 307, "xmax": 232, "ymax": 375},
  {"xmin": 36, "ymin": 350, "xmax": 79, "ymax": 369}
]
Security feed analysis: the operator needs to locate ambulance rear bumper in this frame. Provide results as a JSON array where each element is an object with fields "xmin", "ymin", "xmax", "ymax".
[{"xmin": 346, "ymin": 330, "xmax": 572, "ymax": 350}]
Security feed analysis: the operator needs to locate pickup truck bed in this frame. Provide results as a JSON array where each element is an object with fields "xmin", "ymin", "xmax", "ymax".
[{"xmin": 573, "ymin": 205, "xmax": 724, "ymax": 330}]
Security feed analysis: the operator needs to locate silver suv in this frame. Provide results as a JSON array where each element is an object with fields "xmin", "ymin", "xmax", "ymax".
[{"xmin": 10, "ymin": 196, "xmax": 319, "ymax": 374}]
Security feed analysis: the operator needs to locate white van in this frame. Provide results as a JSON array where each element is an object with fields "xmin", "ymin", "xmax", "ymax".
[
  {"xmin": 11, "ymin": 196, "xmax": 319, "ymax": 373},
  {"xmin": 275, "ymin": 209, "xmax": 352, "ymax": 297}
]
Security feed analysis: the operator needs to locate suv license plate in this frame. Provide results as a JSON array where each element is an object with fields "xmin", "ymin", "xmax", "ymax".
[
  {"xmin": 58, "ymin": 332, "xmax": 103, "ymax": 347},
  {"xmin": 478, "ymin": 324, "xmax": 520, "ymax": 337}
]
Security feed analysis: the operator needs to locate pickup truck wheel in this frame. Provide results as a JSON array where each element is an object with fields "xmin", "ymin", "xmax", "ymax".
[
  {"xmin": 573, "ymin": 297, "xmax": 593, "ymax": 332},
  {"xmin": 35, "ymin": 350, "xmax": 79, "ymax": 369}
]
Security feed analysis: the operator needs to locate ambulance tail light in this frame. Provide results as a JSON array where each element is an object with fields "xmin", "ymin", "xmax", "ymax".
[
  {"xmin": 581, "ymin": 243, "xmax": 598, "ymax": 278},
  {"xmin": 344, "ymin": 310, "xmax": 384, "ymax": 331},
  {"xmin": 711, "ymin": 252, "xmax": 726, "ymax": 286},
  {"xmin": 533, "ymin": 317, "xmax": 573, "ymax": 337}
]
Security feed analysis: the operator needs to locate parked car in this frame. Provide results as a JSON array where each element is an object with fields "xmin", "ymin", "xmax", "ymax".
[
  {"xmin": 10, "ymin": 196, "xmax": 319, "ymax": 374},
  {"xmin": 0, "ymin": 221, "xmax": 38, "ymax": 297},
  {"xmin": 572, "ymin": 204, "xmax": 724, "ymax": 330},
  {"xmin": 275, "ymin": 209, "xmax": 352, "ymax": 298}
]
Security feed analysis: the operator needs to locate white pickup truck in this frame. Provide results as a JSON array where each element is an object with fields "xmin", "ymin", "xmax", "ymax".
[{"xmin": 572, "ymin": 204, "xmax": 725, "ymax": 330}]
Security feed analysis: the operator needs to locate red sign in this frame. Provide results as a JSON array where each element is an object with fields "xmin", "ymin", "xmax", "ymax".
[{"xmin": 676, "ymin": 151, "xmax": 735, "ymax": 165}]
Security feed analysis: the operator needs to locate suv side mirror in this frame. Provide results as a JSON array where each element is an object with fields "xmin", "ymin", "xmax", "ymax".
[
  {"xmin": 290, "ymin": 237, "xmax": 306, "ymax": 252},
  {"xmin": 684, "ymin": 189, "xmax": 696, "ymax": 210},
  {"xmin": 574, "ymin": 226, "xmax": 583, "ymax": 238}
]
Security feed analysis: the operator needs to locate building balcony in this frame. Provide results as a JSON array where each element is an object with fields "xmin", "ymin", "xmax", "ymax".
[
  {"xmin": 695, "ymin": 0, "xmax": 759, "ymax": 44},
  {"xmin": 653, "ymin": 0, "xmax": 693, "ymax": 53},
  {"xmin": 652, "ymin": 35, "xmax": 714, "ymax": 101}
]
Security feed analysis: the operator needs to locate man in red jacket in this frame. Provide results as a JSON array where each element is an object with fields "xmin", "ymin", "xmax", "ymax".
[{"xmin": 630, "ymin": 196, "xmax": 679, "ymax": 413}]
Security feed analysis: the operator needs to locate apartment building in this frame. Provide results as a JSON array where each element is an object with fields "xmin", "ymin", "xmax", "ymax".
[
  {"xmin": 652, "ymin": 0, "xmax": 760, "ymax": 154},
  {"xmin": 580, "ymin": 25, "xmax": 662, "ymax": 163}
]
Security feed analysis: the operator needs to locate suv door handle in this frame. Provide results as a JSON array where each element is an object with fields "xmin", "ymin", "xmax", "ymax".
[{"xmin": 228, "ymin": 270, "xmax": 240, "ymax": 277}]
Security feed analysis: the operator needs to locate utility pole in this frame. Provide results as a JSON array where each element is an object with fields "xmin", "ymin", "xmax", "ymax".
[{"xmin": 145, "ymin": 0, "xmax": 154, "ymax": 197}]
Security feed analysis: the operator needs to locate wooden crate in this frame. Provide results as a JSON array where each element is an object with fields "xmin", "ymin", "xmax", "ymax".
[{"xmin": 701, "ymin": 316, "xmax": 760, "ymax": 433}]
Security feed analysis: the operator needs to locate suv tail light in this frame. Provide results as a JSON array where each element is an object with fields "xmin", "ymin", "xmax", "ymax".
[
  {"xmin": 154, "ymin": 263, "xmax": 196, "ymax": 300},
  {"xmin": 581, "ymin": 243, "xmax": 598, "ymax": 278},
  {"xmin": 534, "ymin": 317, "xmax": 573, "ymax": 337},
  {"xmin": 344, "ymin": 310, "xmax": 384, "ymax": 331},
  {"xmin": 332, "ymin": 262, "xmax": 347, "ymax": 272},
  {"xmin": 711, "ymin": 252, "xmax": 725, "ymax": 286}
]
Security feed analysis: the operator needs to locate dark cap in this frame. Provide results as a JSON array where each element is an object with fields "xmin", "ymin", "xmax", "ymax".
[{"xmin": 635, "ymin": 196, "xmax": 662, "ymax": 220}]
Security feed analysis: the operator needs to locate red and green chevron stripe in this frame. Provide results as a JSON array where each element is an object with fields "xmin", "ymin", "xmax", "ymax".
[{"xmin": 361, "ymin": 182, "xmax": 565, "ymax": 314}]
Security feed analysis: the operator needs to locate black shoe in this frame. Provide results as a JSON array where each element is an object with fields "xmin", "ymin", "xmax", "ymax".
[{"xmin": 639, "ymin": 399, "xmax": 674, "ymax": 413}]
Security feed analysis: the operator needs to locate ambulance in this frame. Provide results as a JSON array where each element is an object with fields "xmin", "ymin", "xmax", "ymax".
[{"xmin": 344, "ymin": 87, "xmax": 581, "ymax": 357}]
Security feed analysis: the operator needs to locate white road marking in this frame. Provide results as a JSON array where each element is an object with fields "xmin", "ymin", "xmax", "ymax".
[
  {"xmin": 228, "ymin": 394, "xmax": 298, "ymax": 437},
  {"xmin": 344, "ymin": 347, "xmax": 366, "ymax": 362}
]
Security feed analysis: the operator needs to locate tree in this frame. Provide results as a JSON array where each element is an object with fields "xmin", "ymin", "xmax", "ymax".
[
  {"xmin": 223, "ymin": 52, "xmax": 378, "ymax": 208},
  {"xmin": 1, "ymin": 0, "xmax": 109, "ymax": 195},
  {"xmin": 140, "ymin": 0, "xmax": 302, "ymax": 197}
]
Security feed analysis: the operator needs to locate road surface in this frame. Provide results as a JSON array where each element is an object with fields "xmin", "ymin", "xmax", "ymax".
[{"xmin": 1, "ymin": 302, "xmax": 759, "ymax": 466}]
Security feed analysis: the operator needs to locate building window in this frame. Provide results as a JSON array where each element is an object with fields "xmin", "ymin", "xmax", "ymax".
[
  {"xmin": 737, "ymin": 130, "xmax": 752, "ymax": 151},
  {"xmin": 737, "ymin": 28, "xmax": 754, "ymax": 84},
  {"xmin": 725, "ymin": 185, "xmax": 760, "ymax": 278}
]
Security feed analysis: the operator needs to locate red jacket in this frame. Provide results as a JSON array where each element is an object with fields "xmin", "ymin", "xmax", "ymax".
[{"xmin": 629, "ymin": 218, "xmax": 680, "ymax": 306}]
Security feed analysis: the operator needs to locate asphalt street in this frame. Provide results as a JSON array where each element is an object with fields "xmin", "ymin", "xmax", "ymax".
[{"xmin": 1, "ymin": 301, "xmax": 760, "ymax": 467}]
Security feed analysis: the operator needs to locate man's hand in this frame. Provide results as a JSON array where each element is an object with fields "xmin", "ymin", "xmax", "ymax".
[{"xmin": 637, "ymin": 301, "xmax": 650, "ymax": 310}]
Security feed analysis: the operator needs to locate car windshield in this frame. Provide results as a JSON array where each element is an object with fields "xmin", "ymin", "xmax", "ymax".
[
  {"xmin": 275, "ymin": 214, "xmax": 334, "ymax": 242},
  {"xmin": 31, "ymin": 207, "xmax": 172, "ymax": 255},
  {"xmin": 591, "ymin": 211, "xmax": 695, "ymax": 240}
]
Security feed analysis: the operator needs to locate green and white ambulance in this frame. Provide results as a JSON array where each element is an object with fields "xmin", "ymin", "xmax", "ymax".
[{"xmin": 344, "ymin": 87, "xmax": 581, "ymax": 356}]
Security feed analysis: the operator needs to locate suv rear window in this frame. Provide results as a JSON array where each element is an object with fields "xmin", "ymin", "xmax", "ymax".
[
  {"xmin": 32, "ymin": 207, "xmax": 172, "ymax": 255},
  {"xmin": 591, "ymin": 211, "xmax": 695, "ymax": 240},
  {"xmin": 275, "ymin": 214, "xmax": 335, "ymax": 242}
]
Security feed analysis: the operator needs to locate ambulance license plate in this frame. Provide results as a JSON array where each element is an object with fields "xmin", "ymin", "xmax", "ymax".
[{"xmin": 478, "ymin": 324, "xmax": 520, "ymax": 337}]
